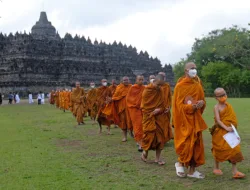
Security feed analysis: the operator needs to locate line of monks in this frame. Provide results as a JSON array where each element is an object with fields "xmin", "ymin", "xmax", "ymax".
[{"xmin": 48, "ymin": 62, "xmax": 245, "ymax": 179}]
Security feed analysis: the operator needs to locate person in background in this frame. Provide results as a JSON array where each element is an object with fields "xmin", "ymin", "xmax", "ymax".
[
  {"xmin": 37, "ymin": 92, "xmax": 42, "ymax": 105},
  {"xmin": 0, "ymin": 93, "xmax": 2, "ymax": 105},
  {"xmin": 8, "ymin": 92, "xmax": 13, "ymax": 104}
]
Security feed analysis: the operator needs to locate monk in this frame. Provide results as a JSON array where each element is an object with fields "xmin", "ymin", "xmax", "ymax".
[
  {"xmin": 140, "ymin": 75, "xmax": 172, "ymax": 165},
  {"xmin": 126, "ymin": 75, "xmax": 145, "ymax": 151},
  {"xmin": 149, "ymin": 75, "xmax": 155, "ymax": 84},
  {"xmin": 112, "ymin": 76, "xmax": 132, "ymax": 142},
  {"xmin": 55, "ymin": 90, "xmax": 60, "ymax": 108},
  {"xmin": 96, "ymin": 79, "xmax": 113, "ymax": 134},
  {"xmin": 173, "ymin": 62, "xmax": 207, "ymax": 179},
  {"xmin": 86, "ymin": 82, "xmax": 98, "ymax": 121},
  {"xmin": 158, "ymin": 72, "xmax": 173, "ymax": 141},
  {"xmin": 50, "ymin": 90, "xmax": 56, "ymax": 105},
  {"xmin": 71, "ymin": 82, "xmax": 86, "ymax": 125},
  {"xmin": 210, "ymin": 88, "xmax": 245, "ymax": 179},
  {"xmin": 64, "ymin": 89, "xmax": 70, "ymax": 111},
  {"xmin": 109, "ymin": 79, "xmax": 117, "ymax": 95}
]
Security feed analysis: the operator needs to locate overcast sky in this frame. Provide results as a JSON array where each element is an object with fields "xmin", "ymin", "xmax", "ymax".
[{"xmin": 1, "ymin": 0, "xmax": 250, "ymax": 65}]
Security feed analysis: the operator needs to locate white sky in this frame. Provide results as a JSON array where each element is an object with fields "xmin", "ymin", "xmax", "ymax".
[{"xmin": 1, "ymin": 0, "xmax": 250, "ymax": 65}]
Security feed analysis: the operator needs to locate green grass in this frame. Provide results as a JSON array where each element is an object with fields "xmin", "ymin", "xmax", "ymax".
[{"xmin": 0, "ymin": 98, "xmax": 249, "ymax": 190}]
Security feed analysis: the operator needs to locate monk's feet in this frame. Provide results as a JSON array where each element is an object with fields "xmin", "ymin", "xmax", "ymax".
[
  {"xmin": 233, "ymin": 171, "xmax": 245, "ymax": 179},
  {"xmin": 114, "ymin": 125, "xmax": 118, "ymax": 128},
  {"xmin": 213, "ymin": 169, "xmax": 223, "ymax": 176},
  {"xmin": 141, "ymin": 151, "xmax": 147, "ymax": 162},
  {"xmin": 187, "ymin": 171, "xmax": 205, "ymax": 179},
  {"xmin": 155, "ymin": 160, "xmax": 166, "ymax": 166},
  {"xmin": 175, "ymin": 162, "xmax": 186, "ymax": 178},
  {"xmin": 107, "ymin": 132, "xmax": 112, "ymax": 135},
  {"xmin": 81, "ymin": 122, "xmax": 85, "ymax": 125},
  {"xmin": 122, "ymin": 138, "xmax": 127, "ymax": 142}
]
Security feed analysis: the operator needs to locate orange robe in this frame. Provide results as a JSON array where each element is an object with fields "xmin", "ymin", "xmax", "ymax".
[
  {"xmin": 173, "ymin": 76, "xmax": 207, "ymax": 167},
  {"xmin": 55, "ymin": 91, "xmax": 60, "ymax": 108},
  {"xmin": 96, "ymin": 86, "xmax": 113, "ymax": 126},
  {"xmin": 69, "ymin": 91, "xmax": 73, "ymax": 113},
  {"xmin": 86, "ymin": 88, "xmax": 98, "ymax": 119},
  {"xmin": 126, "ymin": 84, "xmax": 145, "ymax": 142},
  {"xmin": 109, "ymin": 84, "xmax": 117, "ymax": 96},
  {"xmin": 161, "ymin": 83, "xmax": 174, "ymax": 141},
  {"xmin": 140, "ymin": 83, "xmax": 171, "ymax": 151},
  {"xmin": 71, "ymin": 88, "xmax": 85, "ymax": 124},
  {"xmin": 210, "ymin": 103, "xmax": 244, "ymax": 163},
  {"xmin": 64, "ymin": 91, "xmax": 70, "ymax": 110},
  {"xmin": 50, "ymin": 92, "xmax": 55, "ymax": 105},
  {"xmin": 112, "ymin": 84, "xmax": 132, "ymax": 130}
]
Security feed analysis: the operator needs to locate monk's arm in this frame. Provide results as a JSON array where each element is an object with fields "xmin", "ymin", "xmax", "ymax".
[{"xmin": 214, "ymin": 106, "xmax": 232, "ymax": 131}]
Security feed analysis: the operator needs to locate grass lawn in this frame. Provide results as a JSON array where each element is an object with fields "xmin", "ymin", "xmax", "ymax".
[{"xmin": 0, "ymin": 98, "xmax": 249, "ymax": 190}]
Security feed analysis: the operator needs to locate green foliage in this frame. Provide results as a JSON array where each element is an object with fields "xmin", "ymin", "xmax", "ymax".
[
  {"xmin": 173, "ymin": 60, "xmax": 185, "ymax": 82},
  {"xmin": 175, "ymin": 25, "xmax": 250, "ymax": 97}
]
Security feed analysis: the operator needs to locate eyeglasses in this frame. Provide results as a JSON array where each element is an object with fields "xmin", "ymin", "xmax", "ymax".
[{"xmin": 215, "ymin": 94, "xmax": 227, "ymax": 98}]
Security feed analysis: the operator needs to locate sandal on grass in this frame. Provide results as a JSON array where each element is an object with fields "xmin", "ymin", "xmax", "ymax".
[
  {"xmin": 175, "ymin": 162, "xmax": 186, "ymax": 178},
  {"xmin": 155, "ymin": 160, "xmax": 165, "ymax": 165},
  {"xmin": 233, "ymin": 171, "xmax": 245, "ymax": 179},
  {"xmin": 213, "ymin": 169, "xmax": 223, "ymax": 175},
  {"xmin": 187, "ymin": 171, "xmax": 205, "ymax": 179}
]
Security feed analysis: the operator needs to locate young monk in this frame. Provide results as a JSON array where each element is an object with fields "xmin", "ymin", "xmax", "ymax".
[
  {"xmin": 126, "ymin": 75, "xmax": 145, "ymax": 151},
  {"xmin": 210, "ymin": 88, "xmax": 245, "ymax": 179}
]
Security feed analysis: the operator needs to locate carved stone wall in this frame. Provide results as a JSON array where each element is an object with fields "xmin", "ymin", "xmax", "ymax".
[{"xmin": 0, "ymin": 12, "xmax": 174, "ymax": 95}]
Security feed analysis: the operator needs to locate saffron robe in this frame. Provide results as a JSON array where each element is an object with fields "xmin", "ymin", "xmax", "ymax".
[
  {"xmin": 112, "ymin": 83, "xmax": 132, "ymax": 130},
  {"xmin": 173, "ymin": 76, "xmax": 207, "ymax": 167},
  {"xmin": 141, "ymin": 83, "xmax": 172, "ymax": 151},
  {"xmin": 96, "ymin": 86, "xmax": 113, "ymax": 126},
  {"xmin": 86, "ymin": 88, "xmax": 98, "ymax": 119},
  {"xmin": 126, "ymin": 84, "xmax": 145, "ymax": 142},
  {"xmin": 210, "ymin": 102, "xmax": 244, "ymax": 163},
  {"xmin": 71, "ymin": 88, "xmax": 85, "ymax": 123}
]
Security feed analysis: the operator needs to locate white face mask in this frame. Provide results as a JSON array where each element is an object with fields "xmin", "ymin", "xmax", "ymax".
[
  {"xmin": 150, "ymin": 79, "xmax": 155, "ymax": 84},
  {"xmin": 90, "ymin": 85, "xmax": 95, "ymax": 88},
  {"xmin": 188, "ymin": 69, "xmax": 197, "ymax": 78},
  {"xmin": 102, "ymin": 82, "xmax": 107, "ymax": 86}
]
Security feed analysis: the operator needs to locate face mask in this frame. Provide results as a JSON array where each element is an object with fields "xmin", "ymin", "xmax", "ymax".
[
  {"xmin": 90, "ymin": 85, "xmax": 95, "ymax": 88},
  {"xmin": 102, "ymin": 82, "xmax": 107, "ymax": 86},
  {"xmin": 150, "ymin": 79, "xmax": 155, "ymax": 83},
  {"xmin": 218, "ymin": 95, "xmax": 227, "ymax": 104},
  {"xmin": 188, "ymin": 69, "xmax": 197, "ymax": 78}
]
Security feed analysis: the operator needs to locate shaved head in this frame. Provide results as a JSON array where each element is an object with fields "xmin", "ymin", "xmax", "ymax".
[
  {"xmin": 111, "ymin": 79, "xmax": 116, "ymax": 85},
  {"xmin": 214, "ymin": 87, "xmax": 226, "ymax": 97},
  {"xmin": 122, "ymin": 76, "xmax": 129, "ymax": 86},
  {"xmin": 75, "ymin": 81, "xmax": 80, "ymax": 88},
  {"xmin": 185, "ymin": 62, "xmax": 196, "ymax": 70},
  {"xmin": 154, "ymin": 74, "xmax": 165, "ymax": 87},
  {"xmin": 158, "ymin": 72, "xmax": 166, "ymax": 81},
  {"xmin": 101, "ymin": 79, "xmax": 107, "ymax": 83},
  {"xmin": 136, "ymin": 75, "xmax": 144, "ymax": 85},
  {"xmin": 149, "ymin": 75, "xmax": 155, "ymax": 80}
]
